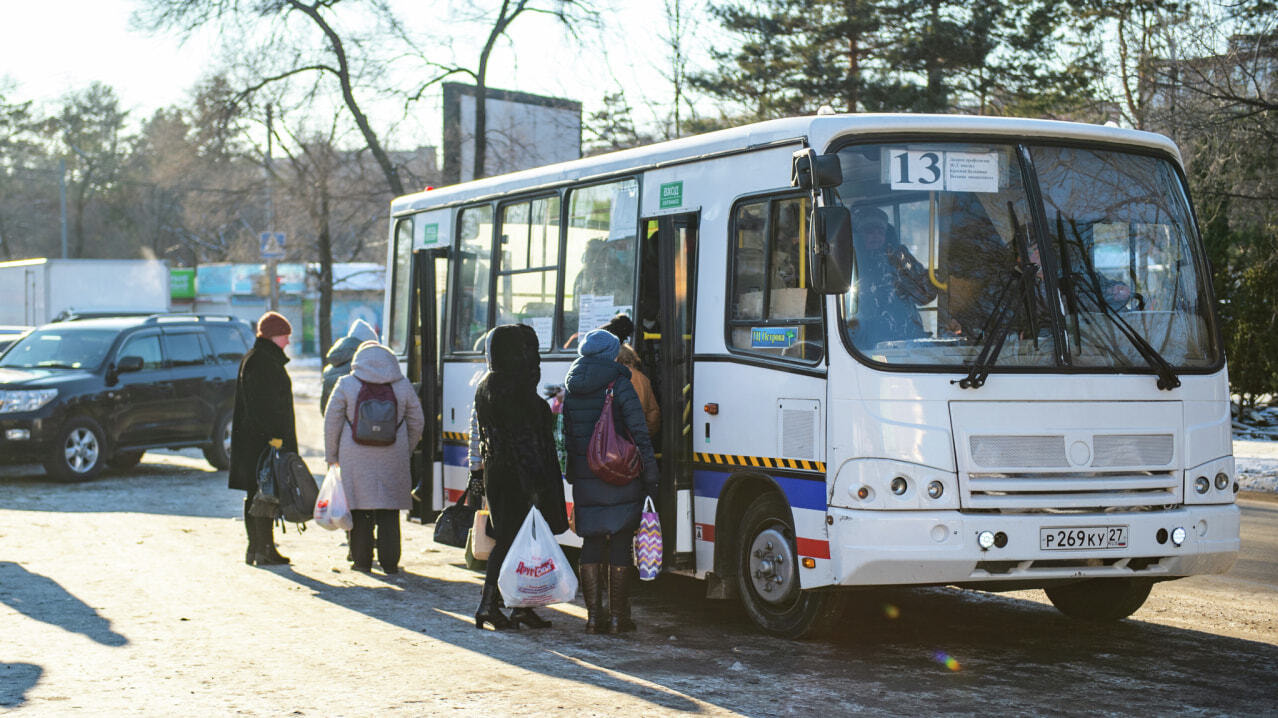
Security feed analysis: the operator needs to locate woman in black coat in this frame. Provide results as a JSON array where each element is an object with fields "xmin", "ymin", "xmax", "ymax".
[
  {"xmin": 563, "ymin": 328, "xmax": 659, "ymax": 634},
  {"xmin": 228, "ymin": 311, "xmax": 299, "ymax": 566},
  {"xmin": 472, "ymin": 324, "xmax": 568, "ymax": 630}
]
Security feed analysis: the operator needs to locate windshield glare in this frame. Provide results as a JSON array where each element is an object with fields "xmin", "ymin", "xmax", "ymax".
[
  {"xmin": 1032, "ymin": 146, "xmax": 1215, "ymax": 369},
  {"xmin": 0, "ymin": 328, "xmax": 118, "ymax": 370},
  {"xmin": 835, "ymin": 141, "xmax": 1216, "ymax": 372}
]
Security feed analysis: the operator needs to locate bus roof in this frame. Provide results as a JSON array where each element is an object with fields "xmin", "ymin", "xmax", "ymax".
[{"xmin": 392, "ymin": 114, "xmax": 1181, "ymax": 214}]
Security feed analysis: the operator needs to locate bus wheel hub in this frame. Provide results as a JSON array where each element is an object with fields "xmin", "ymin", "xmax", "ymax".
[{"xmin": 749, "ymin": 528, "xmax": 794, "ymax": 603}]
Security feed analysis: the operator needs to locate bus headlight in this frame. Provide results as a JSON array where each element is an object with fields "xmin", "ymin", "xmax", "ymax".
[
  {"xmin": 926, "ymin": 481, "xmax": 944, "ymax": 499},
  {"xmin": 1214, "ymin": 472, "xmax": 1229, "ymax": 490},
  {"xmin": 890, "ymin": 477, "xmax": 908, "ymax": 495},
  {"xmin": 1194, "ymin": 476, "xmax": 1210, "ymax": 494},
  {"xmin": 977, "ymin": 531, "xmax": 996, "ymax": 550},
  {"xmin": 1171, "ymin": 527, "xmax": 1186, "ymax": 546}
]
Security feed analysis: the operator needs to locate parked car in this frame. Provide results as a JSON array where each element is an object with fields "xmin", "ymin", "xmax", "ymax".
[
  {"xmin": 0, "ymin": 315, "xmax": 254, "ymax": 481},
  {"xmin": 0, "ymin": 325, "xmax": 31, "ymax": 354}
]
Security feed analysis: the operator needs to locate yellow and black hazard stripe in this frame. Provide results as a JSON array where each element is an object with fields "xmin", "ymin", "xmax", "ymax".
[
  {"xmin": 693, "ymin": 452, "xmax": 825, "ymax": 474},
  {"xmin": 442, "ymin": 431, "xmax": 469, "ymax": 443}
]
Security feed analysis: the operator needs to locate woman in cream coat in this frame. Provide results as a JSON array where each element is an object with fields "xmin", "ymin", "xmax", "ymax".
[{"xmin": 324, "ymin": 342, "xmax": 425, "ymax": 574}]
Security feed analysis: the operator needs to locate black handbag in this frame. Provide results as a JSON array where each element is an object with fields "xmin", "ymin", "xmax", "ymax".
[{"xmin": 433, "ymin": 489, "xmax": 475, "ymax": 548}]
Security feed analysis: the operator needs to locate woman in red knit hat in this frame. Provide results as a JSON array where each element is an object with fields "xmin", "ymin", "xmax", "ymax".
[{"xmin": 228, "ymin": 311, "xmax": 299, "ymax": 565}]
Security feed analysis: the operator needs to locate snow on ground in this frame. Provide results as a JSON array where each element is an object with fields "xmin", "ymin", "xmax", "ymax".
[{"xmin": 1232, "ymin": 402, "xmax": 1278, "ymax": 493}]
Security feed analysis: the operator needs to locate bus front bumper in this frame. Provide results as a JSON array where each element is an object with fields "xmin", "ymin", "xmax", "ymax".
[{"xmin": 825, "ymin": 504, "xmax": 1240, "ymax": 587}]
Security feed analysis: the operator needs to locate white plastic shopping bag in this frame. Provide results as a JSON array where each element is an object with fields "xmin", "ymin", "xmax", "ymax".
[
  {"xmin": 498, "ymin": 507, "xmax": 578, "ymax": 607},
  {"xmin": 314, "ymin": 465, "xmax": 353, "ymax": 531}
]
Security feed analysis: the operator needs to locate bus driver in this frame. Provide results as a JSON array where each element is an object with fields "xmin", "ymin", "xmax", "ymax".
[{"xmin": 847, "ymin": 206, "xmax": 937, "ymax": 349}]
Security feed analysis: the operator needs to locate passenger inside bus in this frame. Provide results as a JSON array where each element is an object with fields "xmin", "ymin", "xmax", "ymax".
[{"xmin": 847, "ymin": 206, "xmax": 937, "ymax": 349}]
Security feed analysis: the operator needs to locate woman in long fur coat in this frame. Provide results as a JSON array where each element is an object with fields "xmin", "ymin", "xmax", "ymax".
[{"xmin": 471, "ymin": 324, "xmax": 568, "ymax": 630}]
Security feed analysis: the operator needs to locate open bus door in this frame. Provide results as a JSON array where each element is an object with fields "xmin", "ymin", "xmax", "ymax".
[
  {"xmin": 408, "ymin": 247, "xmax": 447, "ymax": 522},
  {"xmin": 637, "ymin": 213, "xmax": 698, "ymax": 570}
]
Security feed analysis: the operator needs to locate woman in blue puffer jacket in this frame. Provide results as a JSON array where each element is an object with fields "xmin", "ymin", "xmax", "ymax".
[{"xmin": 563, "ymin": 328, "xmax": 659, "ymax": 634}]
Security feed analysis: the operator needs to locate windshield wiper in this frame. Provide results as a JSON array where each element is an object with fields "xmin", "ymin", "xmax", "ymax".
[
  {"xmin": 1061, "ymin": 271, "xmax": 1181, "ymax": 390},
  {"xmin": 957, "ymin": 205, "xmax": 1039, "ymax": 389},
  {"xmin": 956, "ymin": 266, "xmax": 1026, "ymax": 389}
]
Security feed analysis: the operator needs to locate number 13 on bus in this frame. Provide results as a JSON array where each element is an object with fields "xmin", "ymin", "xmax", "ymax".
[{"xmin": 384, "ymin": 114, "xmax": 1238, "ymax": 637}]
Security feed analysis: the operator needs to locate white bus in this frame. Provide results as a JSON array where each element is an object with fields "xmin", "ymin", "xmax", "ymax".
[{"xmin": 385, "ymin": 114, "xmax": 1239, "ymax": 637}]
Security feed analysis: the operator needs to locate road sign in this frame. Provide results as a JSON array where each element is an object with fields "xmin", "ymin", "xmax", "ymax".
[{"xmin": 259, "ymin": 232, "xmax": 286, "ymax": 259}]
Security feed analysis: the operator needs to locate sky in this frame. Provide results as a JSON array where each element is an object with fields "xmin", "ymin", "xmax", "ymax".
[{"xmin": 0, "ymin": 0, "xmax": 710, "ymax": 152}]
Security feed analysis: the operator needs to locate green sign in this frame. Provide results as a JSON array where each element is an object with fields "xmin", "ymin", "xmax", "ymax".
[
  {"xmin": 422, "ymin": 223, "xmax": 439, "ymax": 246},
  {"xmin": 170, "ymin": 268, "xmax": 196, "ymax": 299},
  {"xmin": 659, "ymin": 181, "xmax": 683, "ymax": 209}
]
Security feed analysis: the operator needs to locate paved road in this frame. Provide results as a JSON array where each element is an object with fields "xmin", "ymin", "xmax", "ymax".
[{"xmin": 1, "ymin": 456, "xmax": 1274, "ymax": 716}]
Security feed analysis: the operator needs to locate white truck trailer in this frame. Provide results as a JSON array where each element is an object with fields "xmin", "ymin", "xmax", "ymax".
[{"xmin": 0, "ymin": 258, "xmax": 171, "ymax": 326}]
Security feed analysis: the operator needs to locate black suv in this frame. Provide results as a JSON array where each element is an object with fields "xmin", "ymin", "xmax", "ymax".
[{"xmin": 0, "ymin": 315, "xmax": 255, "ymax": 481}]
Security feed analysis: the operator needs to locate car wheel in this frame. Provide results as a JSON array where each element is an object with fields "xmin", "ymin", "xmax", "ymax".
[
  {"xmin": 1045, "ymin": 578, "xmax": 1153, "ymax": 621},
  {"xmin": 202, "ymin": 411, "xmax": 233, "ymax": 470},
  {"xmin": 43, "ymin": 416, "xmax": 107, "ymax": 482},
  {"xmin": 735, "ymin": 492, "xmax": 844, "ymax": 638},
  {"xmin": 107, "ymin": 451, "xmax": 145, "ymax": 471}
]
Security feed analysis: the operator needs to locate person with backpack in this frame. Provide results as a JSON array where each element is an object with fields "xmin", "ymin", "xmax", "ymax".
[
  {"xmin": 323, "ymin": 341, "xmax": 425, "ymax": 574},
  {"xmin": 472, "ymin": 324, "xmax": 569, "ymax": 630},
  {"xmin": 320, "ymin": 319, "xmax": 379, "ymax": 414},
  {"xmin": 562, "ymin": 329, "xmax": 659, "ymax": 634},
  {"xmin": 229, "ymin": 311, "xmax": 298, "ymax": 567}
]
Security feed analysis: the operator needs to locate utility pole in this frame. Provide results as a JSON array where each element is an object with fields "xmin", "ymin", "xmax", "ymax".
[
  {"xmin": 266, "ymin": 104, "xmax": 279, "ymax": 312},
  {"xmin": 59, "ymin": 159, "xmax": 67, "ymax": 259}
]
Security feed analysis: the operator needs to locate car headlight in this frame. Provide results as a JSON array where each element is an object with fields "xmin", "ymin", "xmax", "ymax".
[{"xmin": 0, "ymin": 389, "xmax": 58, "ymax": 413}]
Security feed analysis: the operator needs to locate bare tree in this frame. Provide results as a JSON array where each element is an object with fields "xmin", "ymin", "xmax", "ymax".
[
  {"xmin": 457, "ymin": 0, "xmax": 597, "ymax": 180},
  {"xmin": 134, "ymin": 0, "xmax": 409, "ymax": 196}
]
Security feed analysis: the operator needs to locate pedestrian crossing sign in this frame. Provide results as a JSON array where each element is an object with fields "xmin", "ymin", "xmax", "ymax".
[{"xmin": 259, "ymin": 232, "xmax": 286, "ymax": 259}]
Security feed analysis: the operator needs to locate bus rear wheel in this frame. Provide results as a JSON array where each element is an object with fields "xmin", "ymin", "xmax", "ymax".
[
  {"xmin": 1045, "ymin": 578, "xmax": 1153, "ymax": 621},
  {"xmin": 735, "ymin": 492, "xmax": 843, "ymax": 638}
]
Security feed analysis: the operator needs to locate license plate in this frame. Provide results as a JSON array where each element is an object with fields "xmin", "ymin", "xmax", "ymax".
[{"xmin": 1040, "ymin": 526, "xmax": 1128, "ymax": 550}]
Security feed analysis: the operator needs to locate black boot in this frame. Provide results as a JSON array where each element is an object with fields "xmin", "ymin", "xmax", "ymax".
[
  {"xmin": 608, "ymin": 565, "xmax": 636, "ymax": 634},
  {"xmin": 254, "ymin": 518, "xmax": 289, "ymax": 565},
  {"xmin": 244, "ymin": 498, "xmax": 260, "ymax": 565},
  {"xmin": 510, "ymin": 608, "xmax": 551, "ymax": 629},
  {"xmin": 475, "ymin": 584, "xmax": 513, "ymax": 630},
  {"xmin": 580, "ymin": 563, "xmax": 607, "ymax": 634}
]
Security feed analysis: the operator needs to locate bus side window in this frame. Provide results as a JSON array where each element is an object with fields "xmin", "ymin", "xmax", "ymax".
[
  {"xmin": 452, "ymin": 204, "xmax": 495, "ymax": 352},
  {"xmin": 727, "ymin": 196, "xmax": 823, "ymax": 362},
  {"xmin": 560, "ymin": 179, "xmax": 639, "ymax": 350}
]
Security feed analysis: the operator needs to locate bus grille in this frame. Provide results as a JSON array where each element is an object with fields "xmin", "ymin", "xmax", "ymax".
[{"xmin": 963, "ymin": 471, "xmax": 1180, "ymax": 511}]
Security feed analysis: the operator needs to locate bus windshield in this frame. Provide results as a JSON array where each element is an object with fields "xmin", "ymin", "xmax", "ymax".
[{"xmin": 835, "ymin": 141, "xmax": 1217, "ymax": 373}]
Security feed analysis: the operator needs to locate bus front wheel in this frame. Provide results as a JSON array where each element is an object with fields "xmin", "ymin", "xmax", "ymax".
[
  {"xmin": 735, "ymin": 492, "xmax": 843, "ymax": 638},
  {"xmin": 1044, "ymin": 578, "xmax": 1153, "ymax": 621}
]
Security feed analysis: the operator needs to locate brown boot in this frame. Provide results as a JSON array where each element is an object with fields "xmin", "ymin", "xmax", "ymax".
[
  {"xmin": 608, "ymin": 565, "xmax": 636, "ymax": 634},
  {"xmin": 580, "ymin": 563, "xmax": 607, "ymax": 634}
]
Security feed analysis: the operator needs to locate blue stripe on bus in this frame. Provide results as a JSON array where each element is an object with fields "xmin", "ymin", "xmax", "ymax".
[
  {"xmin": 443, "ymin": 444, "xmax": 469, "ymax": 468},
  {"xmin": 693, "ymin": 469, "xmax": 827, "ymax": 512}
]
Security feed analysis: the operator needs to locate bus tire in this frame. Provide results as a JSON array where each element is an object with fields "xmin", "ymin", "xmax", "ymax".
[
  {"xmin": 735, "ymin": 492, "xmax": 843, "ymax": 638},
  {"xmin": 1044, "ymin": 578, "xmax": 1153, "ymax": 621}
]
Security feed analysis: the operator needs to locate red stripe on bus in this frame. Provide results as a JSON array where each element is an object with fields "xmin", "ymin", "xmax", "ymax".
[
  {"xmin": 446, "ymin": 488, "xmax": 465, "ymax": 502},
  {"xmin": 796, "ymin": 538, "xmax": 830, "ymax": 559},
  {"xmin": 695, "ymin": 523, "xmax": 715, "ymax": 542}
]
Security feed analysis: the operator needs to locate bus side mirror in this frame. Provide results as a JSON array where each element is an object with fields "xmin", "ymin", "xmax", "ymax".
[
  {"xmin": 791, "ymin": 149, "xmax": 843, "ymax": 190},
  {"xmin": 809, "ymin": 206, "xmax": 854, "ymax": 294}
]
